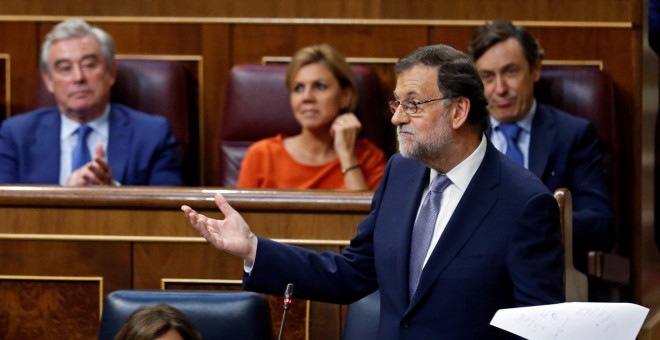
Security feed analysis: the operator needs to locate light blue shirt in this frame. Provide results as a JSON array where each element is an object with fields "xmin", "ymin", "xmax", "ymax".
[
  {"xmin": 489, "ymin": 100, "xmax": 536, "ymax": 169},
  {"xmin": 59, "ymin": 105, "xmax": 111, "ymax": 185}
]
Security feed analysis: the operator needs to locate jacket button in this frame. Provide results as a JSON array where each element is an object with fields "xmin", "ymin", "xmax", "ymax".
[{"xmin": 401, "ymin": 319, "xmax": 410, "ymax": 328}]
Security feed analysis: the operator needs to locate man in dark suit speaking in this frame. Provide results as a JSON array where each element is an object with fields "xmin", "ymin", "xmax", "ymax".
[
  {"xmin": 182, "ymin": 44, "xmax": 564, "ymax": 339},
  {"xmin": 0, "ymin": 18, "xmax": 182, "ymax": 186},
  {"xmin": 468, "ymin": 21, "xmax": 615, "ymax": 275}
]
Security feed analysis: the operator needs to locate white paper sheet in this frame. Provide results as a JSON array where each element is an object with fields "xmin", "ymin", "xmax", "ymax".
[{"xmin": 490, "ymin": 302, "xmax": 649, "ymax": 340}]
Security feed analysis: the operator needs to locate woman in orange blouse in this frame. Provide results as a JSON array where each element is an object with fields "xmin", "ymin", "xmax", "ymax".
[{"xmin": 237, "ymin": 44, "xmax": 386, "ymax": 190}]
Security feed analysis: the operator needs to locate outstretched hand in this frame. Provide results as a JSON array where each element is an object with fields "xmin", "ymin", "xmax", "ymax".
[{"xmin": 181, "ymin": 192, "xmax": 258, "ymax": 265}]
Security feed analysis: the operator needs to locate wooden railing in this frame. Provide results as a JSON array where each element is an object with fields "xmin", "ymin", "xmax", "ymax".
[
  {"xmin": 0, "ymin": 186, "xmax": 372, "ymax": 339},
  {"xmin": 1, "ymin": 185, "xmax": 657, "ymax": 339}
]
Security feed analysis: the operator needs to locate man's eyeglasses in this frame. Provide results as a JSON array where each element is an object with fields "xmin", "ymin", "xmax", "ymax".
[{"xmin": 388, "ymin": 98, "xmax": 447, "ymax": 116}]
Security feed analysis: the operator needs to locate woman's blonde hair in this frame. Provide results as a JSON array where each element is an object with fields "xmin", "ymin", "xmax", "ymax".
[{"xmin": 285, "ymin": 44, "xmax": 358, "ymax": 112}]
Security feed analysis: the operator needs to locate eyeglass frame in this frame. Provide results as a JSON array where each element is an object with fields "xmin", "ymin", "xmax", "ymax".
[{"xmin": 388, "ymin": 97, "xmax": 449, "ymax": 116}]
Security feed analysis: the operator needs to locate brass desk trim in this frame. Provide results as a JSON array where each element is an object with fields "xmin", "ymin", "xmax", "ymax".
[
  {"xmin": 0, "ymin": 15, "xmax": 633, "ymax": 28},
  {"xmin": 0, "ymin": 233, "xmax": 351, "ymax": 246}
]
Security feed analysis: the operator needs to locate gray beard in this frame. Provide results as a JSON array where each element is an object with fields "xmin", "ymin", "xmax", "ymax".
[
  {"xmin": 397, "ymin": 134, "xmax": 446, "ymax": 166},
  {"xmin": 396, "ymin": 107, "xmax": 451, "ymax": 166}
]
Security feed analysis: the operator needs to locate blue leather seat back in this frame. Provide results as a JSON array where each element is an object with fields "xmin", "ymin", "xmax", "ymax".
[
  {"xmin": 342, "ymin": 290, "xmax": 380, "ymax": 340},
  {"xmin": 99, "ymin": 290, "xmax": 273, "ymax": 340}
]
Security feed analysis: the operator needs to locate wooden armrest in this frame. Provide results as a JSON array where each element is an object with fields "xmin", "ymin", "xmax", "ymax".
[
  {"xmin": 587, "ymin": 251, "xmax": 630, "ymax": 286},
  {"xmin": 554, "ymin": 188, "xmax": 588, "ymax": 301}
]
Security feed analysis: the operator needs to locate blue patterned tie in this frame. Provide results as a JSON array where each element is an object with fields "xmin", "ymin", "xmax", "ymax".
[
  {"xmin": 499, "ymin": 123, "xmax": 524, "ymax": 166},
  {"xmin": 409, "ymin": 174, "xmax": 452, "ymax": 300},
  {"xmin": 72, "ymin": 125, "xmax": 92, "ymax": 171}
]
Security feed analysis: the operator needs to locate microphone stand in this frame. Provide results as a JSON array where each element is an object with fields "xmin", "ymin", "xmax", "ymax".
[{"xmin": 277, "ymin": 283, "xmax": 294, "ymax": 340}]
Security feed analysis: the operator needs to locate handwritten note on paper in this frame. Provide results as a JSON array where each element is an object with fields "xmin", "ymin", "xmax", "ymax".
[{"xmin": 490, "ymin": 302, "xmax": 649, "ymax": 340}]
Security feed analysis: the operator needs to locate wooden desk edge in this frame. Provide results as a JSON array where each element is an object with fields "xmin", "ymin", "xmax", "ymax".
[{"xmin": 0, "ymin": 186, "xmax": 373, "ymax": 212}]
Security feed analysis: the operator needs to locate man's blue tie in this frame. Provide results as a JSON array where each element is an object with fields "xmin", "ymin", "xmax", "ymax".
[
  {"xmin": 499, "ymin": 123, "xmax": 524, "ymax": 166},
  {"xmin": 409, "ymin": 174, "xmax": 452, "ymax": 300},
  {"xmin": 72, "ymin": 125, "xmax": 92, "ymax": 171}
]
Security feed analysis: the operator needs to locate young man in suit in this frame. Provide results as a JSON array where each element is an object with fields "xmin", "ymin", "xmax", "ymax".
[
  {"xmin": 468, "ymin": 21, "xmax": 615, "ymax": 274},
  {"xmin": 182, "ymin": 44, "xmax": 564, "ymax": 339},
  {"xmin": 0, "ymin": 18, "xmax": 182, "ymax": 186}
]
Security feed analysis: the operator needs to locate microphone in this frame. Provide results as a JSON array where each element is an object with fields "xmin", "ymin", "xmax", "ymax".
[{"xmin": 277, "ymin": 283, "xmax": 294, "ymax": 340}]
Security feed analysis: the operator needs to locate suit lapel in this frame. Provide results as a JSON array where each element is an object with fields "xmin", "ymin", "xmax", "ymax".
[
  {"xmin": 528, "ymin": 104, "xmax": 556, "ymax": 177},
  {"xmin": 406, "ymin": 143, "xmax": 501, "ymax": 309},
  {"xmin": 392, "ymin": 162, "xmax": 429, "ymax": 304},
  {"xmin": 35, "ymin": 113, "xmax": 61, "ymax": 183},
  {"xmin": 106, "ymin": 105, "xmax": 131, "ymax": 183}
]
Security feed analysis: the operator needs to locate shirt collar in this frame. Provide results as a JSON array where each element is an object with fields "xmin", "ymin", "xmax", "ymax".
[
  {"xmin": 429, "ymin": 134, "xmax": 488, "ymax": 193},
  {"xmin": 489, "ymin": 99, "xmax": 537, "ymax": 133},
  {"xmin": 60, "ymin": 104, "xmax": 111, "ymax": 139}
]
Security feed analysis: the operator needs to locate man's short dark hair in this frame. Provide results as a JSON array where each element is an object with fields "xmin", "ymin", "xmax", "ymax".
[
  {"xmin": 467, "ymin": 20, "xmax": 544, "ymax": 71},
  {"xmin": 395, "ymin": 44, "xmax": 489, "ymax": 132}
]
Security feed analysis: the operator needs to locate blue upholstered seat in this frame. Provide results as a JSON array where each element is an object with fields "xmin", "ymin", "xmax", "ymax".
[
  {"xmin": 99, "ymin": 290, "xmax": 273, "ymax": 340},
  {"xmin": 342, "ymin": 290, "xmax": 380, "ymax": 340}
]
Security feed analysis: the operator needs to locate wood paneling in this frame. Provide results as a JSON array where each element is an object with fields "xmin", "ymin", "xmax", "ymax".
[
  {"xmin": 0, "ymin": 1, "xmax": 638, "ymax": 22},
  {"xmin": 231, "ymin": 24, "xmax": 423, "ymax": 63},
  {"xmin": 201, "ymin": 24, "xmax": 231, "ymax": 186},
  {"xmin": 133, "ymin": 243, "xmax": 246, "ymax": 287},
  {"xmin": 102, "ymin": 23, "xmax": 203, "ymax": 55},
  {"xmin": 0, "ymin": 22, "xmax": 38, "ymax": 116},
  {"xmin": 0, "ymin": 187, "xmax": 369, "ymax": 339},
  {"xmin": 379, "ymin": 0, "xmax": 638, "ymax": 22},
  {"xmin": 0, "ymin": 277, "xmax": 101, "ymax": 339},
  {"xmin": 0, "ymin": 240, "xmax": 131, "ymax": 293}
]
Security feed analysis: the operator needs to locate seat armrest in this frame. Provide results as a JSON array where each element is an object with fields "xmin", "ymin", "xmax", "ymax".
[
  {"xmin": 587, "ymin": 251, "xmax": 631, "ymax": 286},
  {"xmin": 554, "ymin": 188, "xmax": 589, "ymax": 301}
]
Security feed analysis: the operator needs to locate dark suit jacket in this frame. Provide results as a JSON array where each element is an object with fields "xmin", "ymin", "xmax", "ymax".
[
  {"xmin": 0, "ymin": 103, "xmax": 182, "ymax": 185},
  {"xmin": 490, "ymin": 103, "xmax": 615, "ymax": 270},
  {"xmin": 244, "ymin": 141, "xmax": 564, "ymax": 339}
]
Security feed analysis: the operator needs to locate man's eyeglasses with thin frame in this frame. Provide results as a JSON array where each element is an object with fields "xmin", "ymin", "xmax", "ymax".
[{"xmin": 388, "ymin": 97, "xmax": 447, "ymax": 116}]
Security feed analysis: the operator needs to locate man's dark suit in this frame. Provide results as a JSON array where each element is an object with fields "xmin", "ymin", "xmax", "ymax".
[
  {"xmin": 0, "ymin": 103, "xmax": 182, "ymax": 185},
  {"xmin": 490, "ymin": 102, "xmax": 615, "ymax": 270},
  {"xmin": 244, "ymin": 141, "xmax": 564, "ymax": 339}
]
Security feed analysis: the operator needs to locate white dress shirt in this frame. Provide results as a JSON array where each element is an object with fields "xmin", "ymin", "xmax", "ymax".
[{"xmin": 419, "ymin": 134, "xmax": 487, "ymax": 268}]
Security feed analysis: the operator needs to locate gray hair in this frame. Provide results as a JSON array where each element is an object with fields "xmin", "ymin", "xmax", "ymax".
[{"xmin": 39, "ymin": 18, "xmax": 115, "ymax": 75}]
